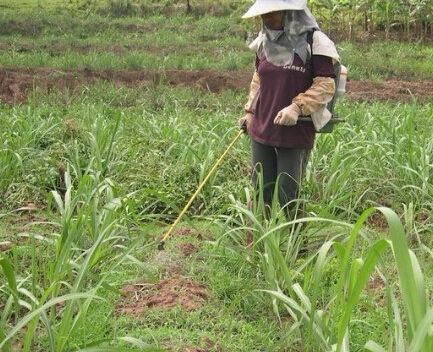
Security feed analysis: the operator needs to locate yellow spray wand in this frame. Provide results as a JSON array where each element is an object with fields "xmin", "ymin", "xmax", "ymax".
[{"xmin": 158, "ymin": 124, "xmax": 246, "ymax": 250}]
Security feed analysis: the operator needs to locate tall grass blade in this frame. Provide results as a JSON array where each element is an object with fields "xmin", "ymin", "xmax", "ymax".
[
  {"xmin": 336, "ymin": 238, "xmax": 389, "ymax": 350},
  {"xmin": 0, "ymin": 254, "xmax": 21, "ymax": 351},
  {"xmin": 0, "ymin": 293, "xmax": 97, "ymax": 350},
  {"xmin": 0, "ymin": 255, "xmax": 20, "ymax": 316},
  {"xmin": 309, "ymin": 239, "xmax": 338, "ymax": 337},
  {"xmin": 407, "ymin": 307, "xmax": 433, "ymax": 352},
  {"xmin": 377, "ymin": 207, "xmax": 431, "ymax": 351},
  {"xmin": 365, "ymin": 340, "xmax": 387, "ymax": 352}
]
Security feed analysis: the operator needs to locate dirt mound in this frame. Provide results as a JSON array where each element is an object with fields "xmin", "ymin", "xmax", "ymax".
[
  {"xmin": 347, "ymin": 79, "xmax": 433, "ymax": 102},
  {"xmin": 117, "ymin": 276, "xmax": 212, "ymax": 318},
  {"xmin": 116, "ymin": 227, "xmax": 208, "ymax": 319},
  {"xmin": 0, "ymin": 67, "xmax": 251, "ymax": 105},
  {"xmin": 116, "ymin": 273, "xmax": 215, "ymax": 351},
  {"xmin": 1, "ymin": 67, "xmax": 432, "ymax": 105}
]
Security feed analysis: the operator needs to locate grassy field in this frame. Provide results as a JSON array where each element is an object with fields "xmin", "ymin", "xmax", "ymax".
[
  {"xmin": 0, "ymin": 0, "xmax": 70, "ymax": 11},
  {"xmin": 1, "ymin": 1, "xmax": 433, "ymax": 351}
]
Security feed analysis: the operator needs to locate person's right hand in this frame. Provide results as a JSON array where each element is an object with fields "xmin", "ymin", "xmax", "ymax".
[
  {"xmin": 274, "ymin": 103, "xmax": 300, "ymax": 126},
  {"xmin": 238, "ymin": 113, "xmax": 253, "ymax": 134}
]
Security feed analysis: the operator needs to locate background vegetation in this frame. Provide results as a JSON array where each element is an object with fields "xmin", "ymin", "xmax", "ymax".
[{"xmin": 1, "ymin": 0, "xmax": 433, "ymax": 351}]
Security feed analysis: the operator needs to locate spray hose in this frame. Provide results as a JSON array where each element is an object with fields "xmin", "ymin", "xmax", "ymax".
[{"xmin": 157, "ymin": 124, "xmax": 246, "ymax": 250}]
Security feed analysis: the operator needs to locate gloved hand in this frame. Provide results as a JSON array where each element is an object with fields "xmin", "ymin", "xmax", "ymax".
[
  {"xmin": 238, "ymin": 113, "xmax": 253, "ymax": 134},
  {"xmin": 274, "ymin": 103, "xmax": 301, "ymax": 126}
]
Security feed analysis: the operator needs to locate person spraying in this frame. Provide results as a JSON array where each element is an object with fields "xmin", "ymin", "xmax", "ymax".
[{"xmin": 238, "ymin": 0, "xmax": 341, "ymax": 246}]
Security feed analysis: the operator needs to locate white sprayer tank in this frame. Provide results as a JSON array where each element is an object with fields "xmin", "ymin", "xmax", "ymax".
[{"xmin": 337, "ymin": 65, "xmax": 348, "ymax": 96}]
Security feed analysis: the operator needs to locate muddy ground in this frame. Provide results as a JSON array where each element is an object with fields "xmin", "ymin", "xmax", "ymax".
[{"xmin": 1, "ymin": 66, "xmax": 433, "ymax": 105}]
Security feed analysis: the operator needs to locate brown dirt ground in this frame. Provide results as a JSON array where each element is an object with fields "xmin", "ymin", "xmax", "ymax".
[
  {"xmin": 115, "ymin": 227, "xmax": 205, "ymax": 311},
  {"xmin": 114, "ymin": 227, "xmax": 212, "ymax": 351},
  {"xmin": 1, "ymin": 66, "xmax": 433, "ymax": 105},
  {"xmin": 117, "ymin": 275, "xmax": 212, "ymax": 317}
]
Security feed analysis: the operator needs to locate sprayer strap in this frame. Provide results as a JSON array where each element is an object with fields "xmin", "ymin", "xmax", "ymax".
[{"xmin": 307, "ymin": 29, "xmax": 316, "ymax": 77}]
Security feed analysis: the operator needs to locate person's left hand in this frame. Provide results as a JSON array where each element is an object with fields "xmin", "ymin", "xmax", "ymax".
[
  {"xmin": 238, "ymin": 113, "xmax": 253, "ymax": 134},
  {"xmin": 274, "ymin": 103, "xmax": 301, "ymax": 126}
]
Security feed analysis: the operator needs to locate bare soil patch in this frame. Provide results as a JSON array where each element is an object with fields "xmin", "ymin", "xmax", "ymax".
[
  {"xmin": 347, "ymin": 79, "xmax": 433, "ymax": 102},
  {"xmin": 116, "ymin": 272, "xmax": 215, "ymax": 351},
  {"xmin": 117, "ymin": 276, "xmax": 212, "ymax": 318},
  {"xmin": 116, "ymin": 227, "xmax": 207, "ymax": 322},
  {"xmin": 1, "ymin": 67, "xmax": 432, "ymax": 105}
]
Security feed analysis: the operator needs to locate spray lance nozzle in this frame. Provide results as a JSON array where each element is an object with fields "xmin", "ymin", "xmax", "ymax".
[{"xmin": 157, "ymin": 241, "xmax": 165, "ymax": 251}]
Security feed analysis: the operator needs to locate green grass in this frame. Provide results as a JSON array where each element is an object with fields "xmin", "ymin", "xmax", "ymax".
[
  {"xmin": 0, "ymin": 0, "xmax": 69, "ymax": 12},
  {"xmin": 339, "ymin": 42, "xmax": 433, "ymax": 80},
  {"xmin": 1, "ymin": 8, "xmax": 433, "ymax": 79},
  {"xmin": 1, "ymin": 2, "xmax": 433, "ymax": 352}
]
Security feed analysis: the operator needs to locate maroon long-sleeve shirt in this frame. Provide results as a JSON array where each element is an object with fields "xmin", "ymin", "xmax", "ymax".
[{"xmin": 250, "ymin": 54, "xmax": 335, "ymax": 149}]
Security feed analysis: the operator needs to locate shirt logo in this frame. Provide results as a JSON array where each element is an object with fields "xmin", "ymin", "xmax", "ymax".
[{"xmin": 282, "ymin": 64, "xmax": 306, "ymax": 73}]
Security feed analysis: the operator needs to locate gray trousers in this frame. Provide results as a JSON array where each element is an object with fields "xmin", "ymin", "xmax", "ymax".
[{"xmin": 251, "ymin": 139, "xmax": 311, "ymax": 211}]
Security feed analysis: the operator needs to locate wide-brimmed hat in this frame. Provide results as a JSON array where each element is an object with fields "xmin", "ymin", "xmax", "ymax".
[{"xmin": 242, "ymin": 0, "xmax": 307, "ymax": 18}]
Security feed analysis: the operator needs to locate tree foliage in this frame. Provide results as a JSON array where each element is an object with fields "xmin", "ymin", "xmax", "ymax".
[{"xmin": 309, "ymin": 0, "xmax": 433, "ymax": 41}]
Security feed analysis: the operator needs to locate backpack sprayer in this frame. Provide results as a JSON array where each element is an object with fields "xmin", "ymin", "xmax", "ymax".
[
  {"xmin": 298, "ymin": 30, "xmax": 348, "ymax": 132},
  {"xmin": 299, "ymin": 64, "xmax": 348, "ymax": 132}
]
